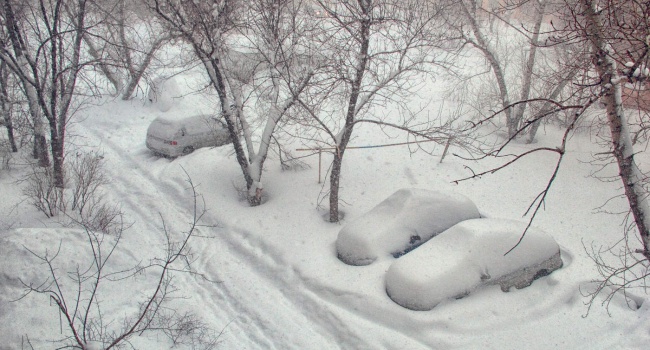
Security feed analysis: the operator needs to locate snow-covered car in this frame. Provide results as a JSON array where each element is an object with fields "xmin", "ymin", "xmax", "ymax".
[
  {"xmin": 335, "ymin": 188, "xmax": 481, "ymax": 266},
  {"xmin": 385, "ymin": 218, "xmax": 563, "ymax": 311},
  {"xmin": 146, "ymin": 114, "xmax": 231, "ymax": 157}
]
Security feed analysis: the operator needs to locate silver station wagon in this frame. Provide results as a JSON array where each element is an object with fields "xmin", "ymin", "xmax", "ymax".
[{"xmin": 146, "ymin": 114, "xmax": 231, "ymax": 157}]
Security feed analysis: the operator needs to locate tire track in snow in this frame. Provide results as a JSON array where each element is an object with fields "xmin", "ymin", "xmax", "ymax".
[
  {"xmin": 160, "ymin": 172, "xmax": 374, "ymax": 349},
  {"xmin": 78, "ymin": 121, "xmax": 375, "ymax": 349},
  {"xmin": 77, "ymin": 124, "xmax": 273, "ymax": 347}
]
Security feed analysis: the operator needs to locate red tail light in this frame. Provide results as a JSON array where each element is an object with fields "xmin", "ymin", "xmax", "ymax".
[{"xmin": 170, "ymin": 141, "xmax": 177, "ymax": 145}]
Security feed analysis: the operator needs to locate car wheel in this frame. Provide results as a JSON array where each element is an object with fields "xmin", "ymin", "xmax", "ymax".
[{"xmin": 182, "ymin": 146, "xmax": 194, "ymax": 154}]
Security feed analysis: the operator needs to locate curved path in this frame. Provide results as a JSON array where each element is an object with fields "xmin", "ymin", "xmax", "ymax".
[{"xmin": 76, "ymin": 106, "xmax": 429, "ymax": 349}]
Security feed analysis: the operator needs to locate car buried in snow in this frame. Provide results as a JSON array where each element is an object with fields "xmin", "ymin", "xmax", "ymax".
[
  {"xmin": 146, "ymin": 114, "xmax": 231, "ymax": 157},
  {"xmin": 385, "ymin": 218, "xmax": 563, "ymax": 311}
]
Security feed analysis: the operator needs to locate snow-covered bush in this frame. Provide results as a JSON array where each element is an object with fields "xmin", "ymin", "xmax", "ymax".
[
  {"xmin": 5, "ymin": 177, "xmax": 219, "ymax": 349},
  {"xmin": 336, "ymin": 188, "xmax": 481, "ymax": 265},
  {"xmin": 23, "ymin": 165, "xmax": 64, "ymax": 218},
  {"xmin": 22, "ymin": 152, "xmax": 122, "ymax": 234},
  {"xmin": 385, "ymin": 218, "xmax": 563, "ymax": 311}
]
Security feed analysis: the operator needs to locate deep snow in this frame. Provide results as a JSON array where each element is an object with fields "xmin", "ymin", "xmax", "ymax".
[
  {"xmin": 336, "ymin": 188, "xmax": 481, "ymax": 265},
  {"xmin": 385, "ymin": 218, "xmax": 563, "ymax": 311},
  {"xmin": 1, "ymin": 79, "xmax": 650, "ymax": 349}
]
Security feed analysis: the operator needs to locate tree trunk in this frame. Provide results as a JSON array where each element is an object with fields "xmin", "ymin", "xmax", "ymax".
[
  {"xmin": 0, "ymin": 62, "xmax": 17, "ymax": 152},
  {"xmin": 527, "ymin": 66, "xmax": 578, "ymax": 143},
  {"xmin": 121, "ymin": 32, "xmax": 170, "ymax": 100},
  {"xmin": 84, "ymin": 34, "xmax": 123, "ymax": 97},
  {"xmin": 50, "ymin": 128, "xmax": 65, "ymax": 188},
  {"xmin": 460, "ymin": 0, "xmax": 513, "ymax": 137},
  {"xmin": 583, "ymin": 0, "xmax": 650, "ymax": 260},
  {"xmin": 513, "ymin": 1, "xmax": 546, "ymax": 128},
  {"xmin": 327, "ymin": 1, "xmax": 371, "ymax": 223},
  {"xmin": 329, "ymin": 152, "xmax": 343, "ymax": 222},
  {"xmin": 121, "ymin": 40, "xmax": 162, "ymax": 100},
  {"xmin": 2, "ymin": 0, "xmax": 50, "ymax": 166},
  {"xmin": 202, "ymin": 55, "xmax": 255, "ymax": 195},
  {"xmin": 2, "ymin": 115, "xmax": 18, "ymax": 152}
]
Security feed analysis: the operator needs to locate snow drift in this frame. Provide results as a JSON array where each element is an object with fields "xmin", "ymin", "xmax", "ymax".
[
  {"xmin": 336, "ymin": 188, "xmax": 481, "ymax": 265},
  {"xmin": 148, "ymin": 76, "xmax": 182, "ymax": 112},
  {"xmin": 385, "ymin": 218, "xmax": 563, "ymax": 311}
]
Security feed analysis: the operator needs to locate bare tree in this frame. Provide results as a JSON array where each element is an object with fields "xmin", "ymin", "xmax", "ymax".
[
  {"xmin": 447, "ymin": 0, "xmax": 568, "ymax": 140},
  {"xmin": 147, "ymin": 0, "xmax": 251, "ymax": 202},
  {"xmin": 454, "ymin": 0, "xmax": 650, "ymax": 309},
  {"xmin": 18, "ymin": 174, "xmax": 219, "ymax": 349},
  {"xmin": 233, "ymin": 0, "xmax": 320, "ymax": 204},
  {"xmin": 0, "ymin": 0, "xmax": 50, "ymax": 166},
  {"xmin": 149, "ymin": 0, "xmax": 316, "ymax": 206},
  {"xmin": 526, "ymin": 63, "xmax": 580, "ymax": 143},
  {"xmin": 580, "ymin": 0, "xmax": 650, "ymax": 260},
  {"xmin": 0, "ymin": 60, "xmax": 17, "ymax": 152},
  {"xmin": 0, "ymin": 0, "xmax": 89, "ymax": 187},
  {"xmin": 84, "ymin": 0, "xmax": 174, "ymax": 99},
  {"xmin": 512, "ymin": 0, "xmax": 546, "ymax": 130},
  {"xmin": 300, "ymin": 0, "xmax": 454, "ymax": 222},
  {"xmin": 457, "ymin": 0, "xmax": 515, "ymax": 137}
]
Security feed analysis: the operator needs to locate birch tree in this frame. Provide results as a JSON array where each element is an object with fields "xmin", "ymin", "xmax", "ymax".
[{"xmin": 580, "ymin": 0, "xmax": 650, "ymax": 261}]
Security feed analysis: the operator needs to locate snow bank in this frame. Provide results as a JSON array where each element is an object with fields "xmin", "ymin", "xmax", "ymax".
[
  {"xmin": 148, "ymin": 76, "xmax": 182, "ymax": 112},
  {"xmin": 385, "ymin": 218, "xmax": 563, "ymax": 311},
  {"xmin": 336, "ymin": 188, "xmax": 481, "ymax": 265}
]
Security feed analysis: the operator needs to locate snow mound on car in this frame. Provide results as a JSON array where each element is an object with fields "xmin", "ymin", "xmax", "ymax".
[
  {"xmin": 385, "ymin": 218, "xmax": 563, "ymax": 311},
  {"xmin": 335, "ymin": 188, "xmax": 481, "ymax": 266}
]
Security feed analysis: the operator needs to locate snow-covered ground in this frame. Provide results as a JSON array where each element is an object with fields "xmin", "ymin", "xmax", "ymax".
[{"xmin": 2, "ymin": 77, "xmax": 650, "ymax": 349}]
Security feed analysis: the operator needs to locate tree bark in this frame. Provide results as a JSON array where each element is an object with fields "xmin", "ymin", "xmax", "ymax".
[
  {"xmin": 0, "ymin": 61, "xmax": 17, "ymax": 152},
  {"xmin": 582, "ymin": 0, "xmax": 650, "ymax": 260},
  {"xmin": 202, "ymin": 53, "xmax": 255, "ymax": 193},
  {"xmin": 45, "ymin": 0, "xmax": 86, "ymax": 188},
  {"xmin": 328, "ymin": 0, "xmax": 371, "ymax": 222},
  {"xmin": 513, "ymin": 1, "xmax": 546, "ymax": 128},
  {"xmin": 460, "ymin": 0, "xmax": 513, "ymax": 137},
  {"xmin": 84, "ymin": 34, "xmax": 123, "ymax": 97},
  {"xmin": 121, "ymin": 36, "xmax": 167, "ymax": 100}
]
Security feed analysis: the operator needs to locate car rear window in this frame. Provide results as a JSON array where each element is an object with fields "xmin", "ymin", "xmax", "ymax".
[
  {"xmin": 147, "ymin": 118, "xmax": 180, "ymax": 139},
  {"xmin": 184, "ymin": 115, "xmax": 214, "ymax": 134}
]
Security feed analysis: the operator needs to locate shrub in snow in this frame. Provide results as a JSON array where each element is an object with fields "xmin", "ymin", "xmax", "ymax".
[
  {"xmin": 22, "ymin": 152, "xmax": 122, "ymax": 234},
  {"xmin": 148, "ymin": 76, "xmax": 182, "ymax": 112},
  {"xmin": 336, "ymin": 188, "xmax": 481, "ymax": 266},
  {"xmin": 23, "ymin": 165, "xmax": 64, "ymax": 217},
  {"xmin": 385, "ymin": 218, "xmax": 563, "ymax": 311}
]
